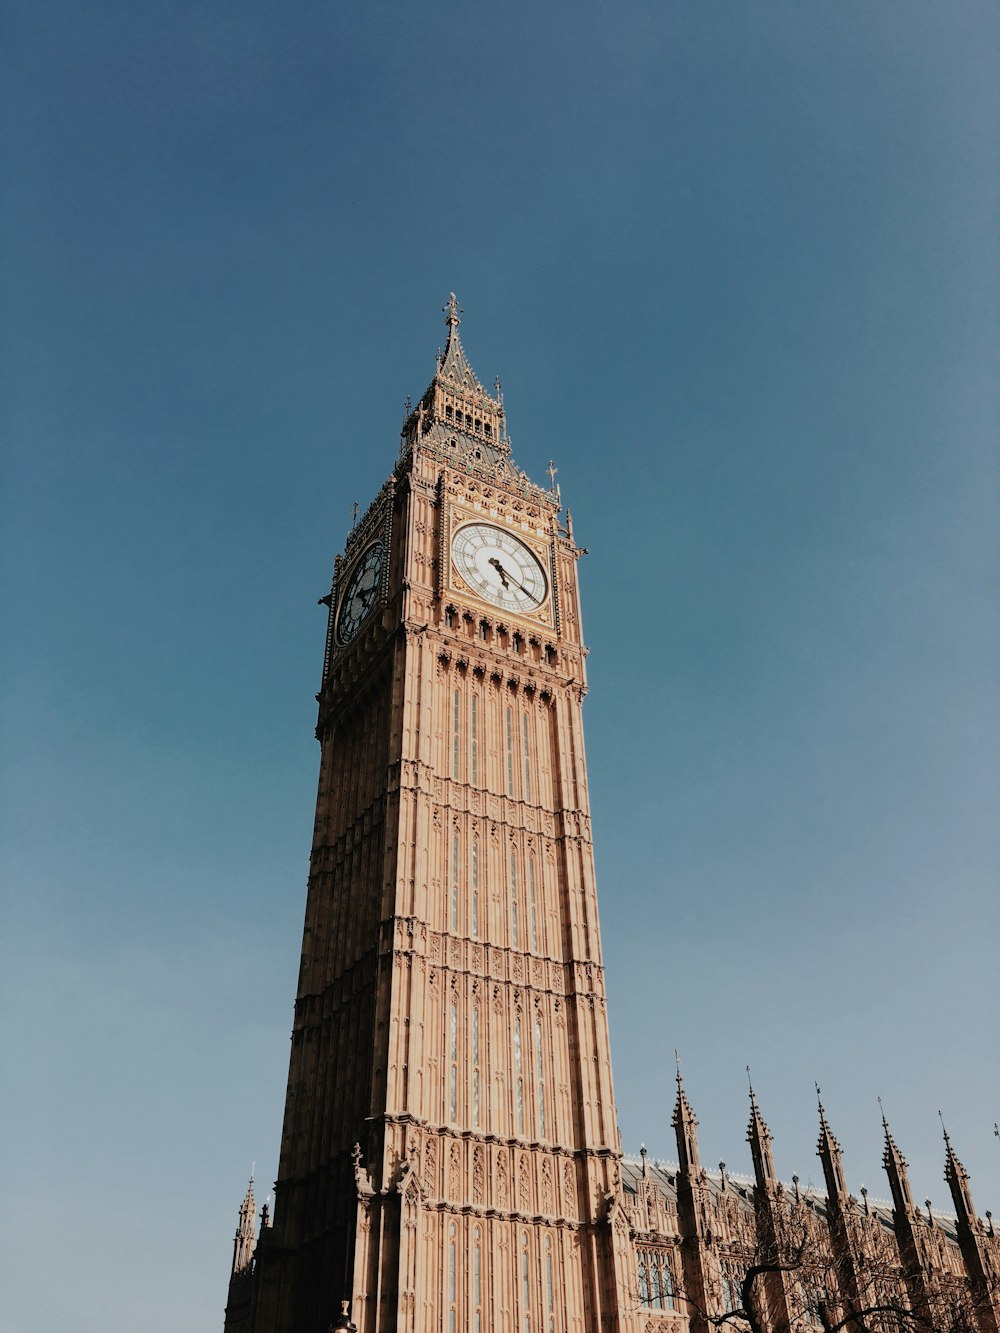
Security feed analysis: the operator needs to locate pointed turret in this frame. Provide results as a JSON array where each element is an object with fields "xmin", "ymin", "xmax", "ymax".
[
  {"xmin": 940, "ymin": 1118, "xmax": 1000, "ymax": 1333},
  {"xmin": 880, "ymin": 1102, "xmax": 915, "ymax": 1217},
  {"xmin": 746, "ymin": 1070, "xmax": 776, "ymax": 1189},
  {"xmin": 942, "ymin": 1116, "xmax": 979, "ymax": 1229},
  {"xmin": 816, "ymin": 1087, "xmax": 848, "ymax": 1206},
  {"xmin": 670, "ymin": 1060, "xmax": 712, "ymax": 1333},
  {"xmin": 231, "ymin": 1174, "xmax": 257, "ymax": 1277},
  {"xmin": 672, "ymin": 1059, "xmax": 701, "ymax": 1178}
]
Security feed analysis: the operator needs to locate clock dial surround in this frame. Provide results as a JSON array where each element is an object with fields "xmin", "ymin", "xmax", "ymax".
[
  {"xmin": 451, "ymin": 522, "xmax": 548, "ymax": 614},
  {"xmin": 336, "ymin": 543, "xmax": 383, "ymax": 646}
]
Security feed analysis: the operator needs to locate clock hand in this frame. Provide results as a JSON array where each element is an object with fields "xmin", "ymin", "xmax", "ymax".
[
  {"xmin": 488, "ymin": 556, "xmax": 510, "ymax": 589},
  {"xmin": 502, "ymin": 568, "xmax": 541, "ymax": 604}
]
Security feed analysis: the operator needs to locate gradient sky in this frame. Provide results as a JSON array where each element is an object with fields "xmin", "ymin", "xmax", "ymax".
[{"xmin": 2, "ymin": 3, "xmax": 998, "ymax": 1330}]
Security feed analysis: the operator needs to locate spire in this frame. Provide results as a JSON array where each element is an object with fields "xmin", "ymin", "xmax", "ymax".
[
  {"xmin": 746, "ymin": 1069, "xmax": 776, "ymax": 1188},
  {"xmin": 231, "ymin": 1172, "xmax": 257, "ymax": 1277},
  {"xmin": 941, "ymin": 1113, "xmax": 978, "ymax": 1227},
  {"xmin": 879, "ymin": 1099, "xmax": 915, "ymax": 1215},
  {"xmin": 400, "ymin": 295, "xmax": 518, "ymax": 471},
  {"xmin": 815, "ymin": 1086, "xmax": 848, "ymax": 1204},
  {"xmin": 671, "ymin": 1054, "xmax": 701, "ymax": 1177},
  {"xmin": 437, "ymin": 292, "xmax": 489, "ymax": 398}
]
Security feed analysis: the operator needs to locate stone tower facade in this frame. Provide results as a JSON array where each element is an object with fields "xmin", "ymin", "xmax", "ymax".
[
  {"xmin": 224, "ymin": 299, "xmax": 999, "ymax": 1333},
  {"xmin": 231, "ymin": 297, "xmax": 628, "ymax": 1333}
]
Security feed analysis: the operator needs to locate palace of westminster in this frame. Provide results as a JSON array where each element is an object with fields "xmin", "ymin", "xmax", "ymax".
[{"xmin": 222, "ymin": 299, "xmax": 998, "ymax": 1333}]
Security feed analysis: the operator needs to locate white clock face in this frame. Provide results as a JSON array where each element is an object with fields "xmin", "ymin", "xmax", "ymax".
[
  {"xmin": 336, "ymin": 543, "xmax": 383, "ymax": 645},
  {"xmin": 451, "ymin": 523, "xmax": 548, "ymax": 614}
]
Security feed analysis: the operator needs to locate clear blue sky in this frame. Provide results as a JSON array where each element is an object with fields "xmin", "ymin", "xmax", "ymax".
[{"xmin": 2, "ymin": 3, "xmax": 997, "ymax": 1329}]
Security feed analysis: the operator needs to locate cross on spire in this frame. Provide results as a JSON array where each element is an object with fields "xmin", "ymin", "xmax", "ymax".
[{"xmin": 444, "ymin": 292, "xmax": 462, "ymax": 328}]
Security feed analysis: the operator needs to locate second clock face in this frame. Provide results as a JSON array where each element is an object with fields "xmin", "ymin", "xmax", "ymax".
[
  {"xmin": 452, "ymin": 522, "xmax": 548, "ymax": 614},
  {"xmin": 336, "ymin": 542, "xmax": 383, "ymax": 645}
]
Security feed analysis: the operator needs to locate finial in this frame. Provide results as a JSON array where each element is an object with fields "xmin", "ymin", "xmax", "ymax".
[
  {"xmin": 792, "ymin": 1173, "xmax": 800, "ymax": 1202},
  {"xmin": 330, "ymin": 1299, "xmax": 358, "ymax": 1332},
  {"xmin": 494, "ymin": 374, "xmax": 503, "ymax": 405},
  {"xmin": 444, "ymin": 292, "xmax": 462, "ymax": 328},
  {"xmin": 547, "ymin": 460, "xmax": 558, "ymax": 491},
  {"xmin": 747, "ymin": 1065, "xmax": 757, "ymax": 1104},
  {"xmin": 250, "ymin": 1161, "xmax": 255, "ymax": 1184},
  {"xmin": 815, "ymin": 1082, "xmax": 827, "ymax": 1120},
  {"xmin": 860, "ymin": 1185, "xmax": 869, "ymax": 1214},
  {"xmin": 352, "ymin": 501, "xmax": 359, "ymax": 529},
  {"xmin": 640, "ymin": 1143, "xmax": 647, "ymax": 1177},
  {"xmin": 674, "ymin": 1049, "xmax": 683, "ymax": 1088},
  {"xmin": 938, "ymin": 1109, "xmax": 951, "ymax": 1146},
  {"xmin": 878, "ymin": 1095, "xmax": 887, "ymax": 1128}
]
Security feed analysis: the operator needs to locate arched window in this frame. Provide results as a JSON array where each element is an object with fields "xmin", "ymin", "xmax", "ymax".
[
  {"xmin": 528, "ymin": 857, "xmax": 538, "ymax": 953},
  {"xmin": 449, "ymin": 1000, "xmax": 458, "ymax": 1121},
  {"xmin": 452, "ymin": 689, "xmax": 461, "ymax": 779},
  {"xmin": 470, "ymin": 693, "xmax": 479, "ymax": 785},
  {"xmin": 451, "ymin": 829, "xmax": 459, "ymax": 932},
  {"xmin": 514, "ymin": 1015, "xmax": 524, "ymax": 1135},
  {"xmin": 545, "ymin": 1237, "xmax": 555, "ymax": 1333},
  {"xmin": 447, "ymin": 1222, "xmax": 457, "ymax": 1333},
  {"xmin": 473, "ymin": 1227, "xmax": 483, "ymax": 1333},
  {"xmin": 521, "ymin": 1233, "xmax": 532, "ymax": 1333},
  {"xmin": 472, "ymin": 1001, "xmax": 481, "ymax": 1128},
  {"xmin": 535, "ymin": 1016, "xmax": 546, "ymax": 1139},
  {"xmin": 471, "ymin": 836, "xmax": 479, "ymax": 937},
  {"xmin": 509, "ymin": 850, "xmax": 518, "ymax": 948}
]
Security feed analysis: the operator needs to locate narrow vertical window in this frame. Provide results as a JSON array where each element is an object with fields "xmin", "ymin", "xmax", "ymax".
[
  {"xmin": 448, "ymin": 1222, "xmax": 457, "ymax": 1333},
  {"xmin": 472, "ymin": 1002, "xmax": 481, "ymax": 1127},
  {"xmin": 451, "ymin": 829, "xmax": 459, "ymax": 931},
  {"xmin": 506, "ymin": 705, "xmax": 514, "ymax": 795},
  {"xmin": 521, "ymin": 1234, "xmax": 532, "ymax": 1333},
  {"xmin": 473, "ymin": 1229, "xmax": 483, "ymax": 1333},
  {"xmin": 535, "ymin": 1016, "xmax": 546, "ymax": 1138},
  {"xmin": 449, "ymin": 1000, "xmax": 458, "ymax": 1120},
  {"xmin": 522, "ymin": 714, "xmax": 532, "ymax": 802},
  {"xmin": 514, "ymin": 1015, "xmax": 524, "ymax": 1135},
  {"xmin": 545, "ymin": 1238, "xmax": 555, "ymax": 1333},
  {"xmin": 452, "ymin": 689, "xmax": 461, "ymax": 780},
  {"xmin": 509, "ymin": 850, "xmax": 518, "ymax": 948},
  {"xmin": 528, "ymin": 857, "xmax": 538, "ymax": 953},
  {"xmin": 470, "ymin": 694, "xmax": 478, "ymax": 785},
  {"xmin": 471, "ymin": 837, "xmax": 479, "ymax": 937}
]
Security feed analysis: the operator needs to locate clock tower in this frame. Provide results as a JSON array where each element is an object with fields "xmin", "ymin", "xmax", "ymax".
[{"xmin": 238, "ymin": 297, "xmax": 631, "ymax": 1333}]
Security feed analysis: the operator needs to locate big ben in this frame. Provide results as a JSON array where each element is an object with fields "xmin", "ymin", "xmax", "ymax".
[{"xmin": 228, "ymin": 296, "xmax": 632, "ymax": 1333}]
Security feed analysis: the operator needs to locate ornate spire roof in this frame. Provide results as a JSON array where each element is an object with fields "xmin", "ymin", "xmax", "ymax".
[
  {"xmin": 815, "ymin": 1086, "xmax": 848, "ymax": 1203},
  {"xmin": 399, "ymin": 295, "xmax": 532, "ymax": 482},
  {"xmin": 879, "ymin": 1099, "xmax": 915, "ymax": 1213},
  {"xmin": 746, "ymin": 1069, "xmax": 776, "ymax": 1188},
  {"xmin": 941, "ymin": 1114, "xmax": 978, "ymax": 1226},
  {"xmin": 436, "ymin": 293, "xmax": 491, "ymax": 401},
  {"xmin": 231, "ymin": 1172, "xmax": 257, "ymax": 1277},
  {"xmin": 671, "ymin": 1055, "xmax": 702, "ymax": 1177}
]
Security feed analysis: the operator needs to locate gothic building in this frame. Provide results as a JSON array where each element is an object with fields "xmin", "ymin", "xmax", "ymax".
[{"xmin": 223, "ymin": 299, "xmax": 999, "ymax": 1333}]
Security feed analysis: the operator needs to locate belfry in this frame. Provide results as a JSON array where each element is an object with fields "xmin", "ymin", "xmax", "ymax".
[{"xmin": 224, "ymin": 300, "xmax": 999, "ymax": 1333}]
